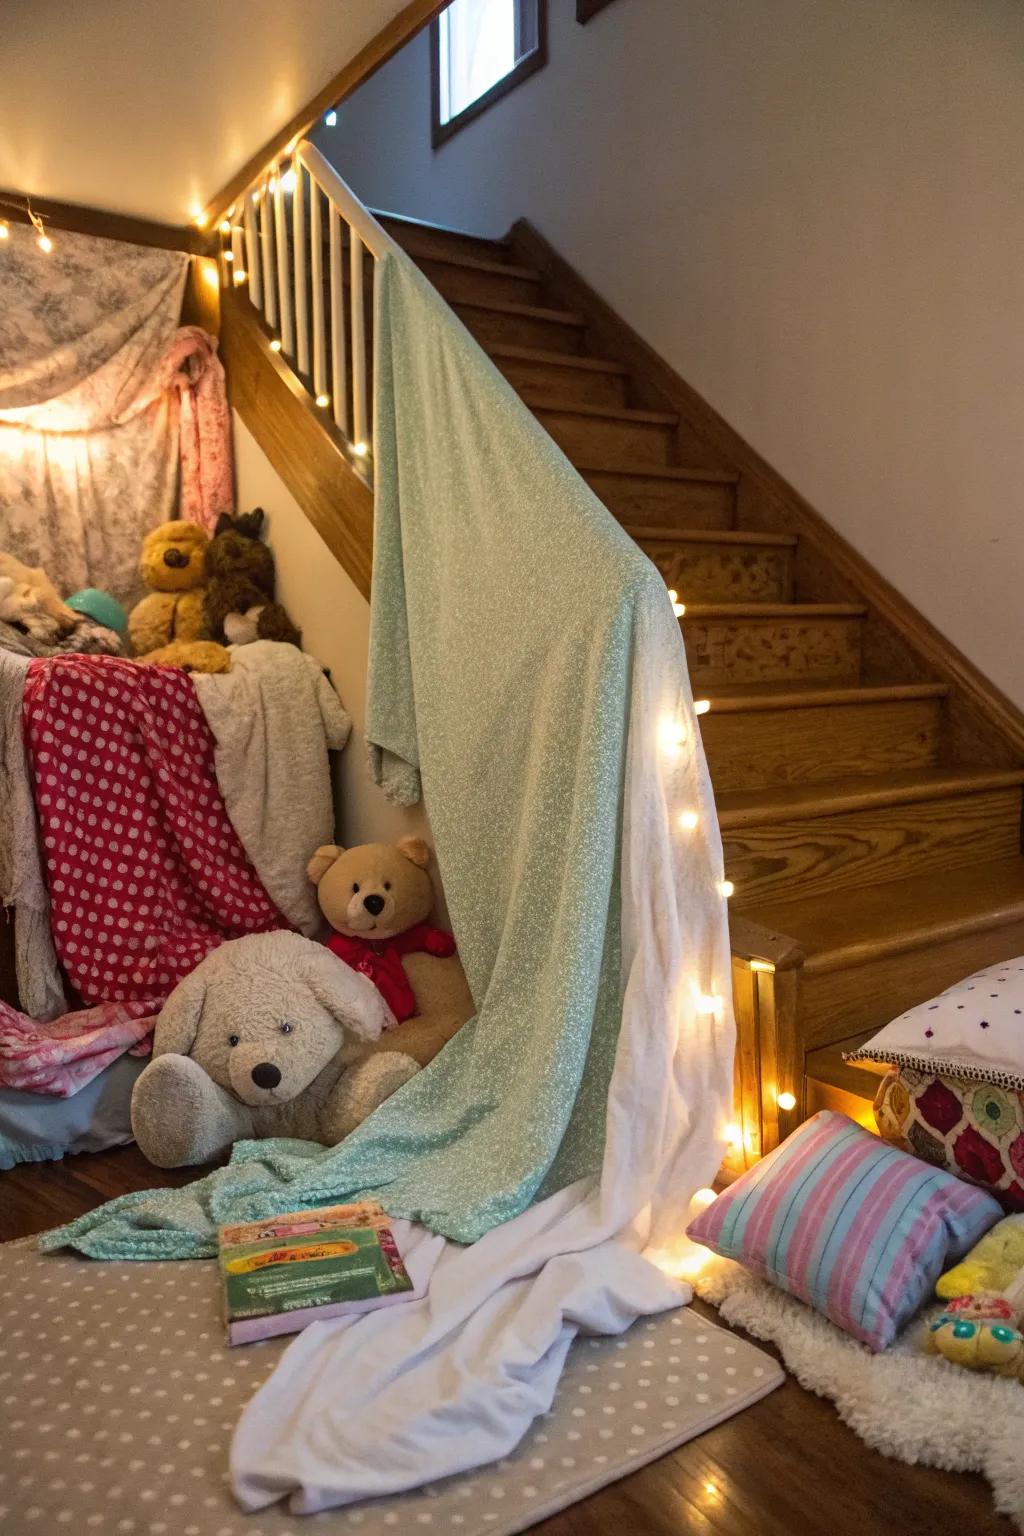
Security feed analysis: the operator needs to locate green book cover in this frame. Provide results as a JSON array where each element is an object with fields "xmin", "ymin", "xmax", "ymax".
[{"xmin": 217, "ymin": 1200, "xmax": 415, "ymax": 1345}]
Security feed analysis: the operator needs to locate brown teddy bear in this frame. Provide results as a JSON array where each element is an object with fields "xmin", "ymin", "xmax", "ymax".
[
  {"xmin": 307, "ymin": 837, "xmax": 474, "ymax": 1068},
  {"xmin": 204, "ymin": 508, "xmax": 301, "ymax": 649},
  {"xmin": 128, "ymin": 520, "xmax": 210, "ymax": 656}
]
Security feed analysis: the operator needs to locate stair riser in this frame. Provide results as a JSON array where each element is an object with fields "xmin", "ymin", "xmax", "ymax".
[
  {"xmin": 457, "ymin": 304, "xmax": 584, "ymax": 354},
  {"xmin": 684, "ymin": 615, "xmax": 862, "ymax": 687},
  {"xmin": 725, "ymin": 787, "xmax": 1023, "ymax": 906},
  {"xmin": 494, "ymin": 356, "xmax": 627, "ymax": 408},
  {"xmin": 383, "ymin": 225, "xmax": 510, "ymax": 266},
  {"xmin": 702, "ymin": 698, "xmax": 943, "ymax": 792},
  {"xmin": 802, "ymin": 918, "xmax": 1024, "ymax": 1048},
  {"xmin": 583, "ymin": 471, "xmax": 735, "ymax": 530},
  {"xmin": 642, "ymin": 541, "xmax": 793, "ymax": 603},
  {"xmin": 536, "ymin": 410, "xmax": 675, "ymax": 468},
  {"xmin": 419, "ymin": 258, "xmax": 540, "ymax": 308}
]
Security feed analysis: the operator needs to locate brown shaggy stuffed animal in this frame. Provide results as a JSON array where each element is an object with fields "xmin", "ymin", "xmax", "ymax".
[{"xmin": 203, "ymin": 509, "xmax": 301, "ymax": 648}]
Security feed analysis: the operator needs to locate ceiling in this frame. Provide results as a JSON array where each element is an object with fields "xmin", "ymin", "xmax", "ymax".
[{"xmin": 1, "ymin": 0, "xmax": 413, "ymax": 225}]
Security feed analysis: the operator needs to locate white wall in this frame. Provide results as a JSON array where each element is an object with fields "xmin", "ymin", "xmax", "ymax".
[
  {"xmin": 316, "ymin": 0, "xmax": 1024, "ymax": 707},
  {"xmin": 232, "ymin": 414, "xmax": 434, "ymax": 859},
  {"xmin": 3, "ymin": 0, "xmax": 413, "ymax": 222}
]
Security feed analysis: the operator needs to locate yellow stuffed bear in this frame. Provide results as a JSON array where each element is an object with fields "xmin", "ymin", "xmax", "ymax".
[{"xmin": 128, "ymin": 520, "xmax": 210, "ymax": 656}]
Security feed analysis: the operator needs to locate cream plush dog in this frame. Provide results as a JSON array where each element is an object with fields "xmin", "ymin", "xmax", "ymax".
[{"xmin": 130, "ymin": 931, "xmax": 420, "ymax": 1168}]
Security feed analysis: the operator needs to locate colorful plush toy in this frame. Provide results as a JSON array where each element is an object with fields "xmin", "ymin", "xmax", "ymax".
[
  {"xmin": 128, "ymin": 520, "xmax": 210, "ymax": 656},
  {"xmin": 130, "ymin": 931, "xmax": 421, "ymax": 1168},
  {"xmin": 203, "ymin": 508, "xmax": 301, "ymax": 649},
  {"xmin": 307, "ymin": 837, "xmax": 474, "ymax": 1068},
  {"xmin": 925, "ymin": 1214, "xmax": 1024, "ymax": 1378}
]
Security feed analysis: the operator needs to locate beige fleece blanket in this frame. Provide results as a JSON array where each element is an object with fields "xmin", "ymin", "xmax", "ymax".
[{"xmin": 193, "ymin": 641, "xmax": 351, "ymax": 934}]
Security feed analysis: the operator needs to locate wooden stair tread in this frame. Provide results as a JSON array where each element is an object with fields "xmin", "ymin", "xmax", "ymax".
[
  {"xmin": 806, "ymin": 1032, "xmax": 889, "ymax": 1099},
  {"xmin": 453, "ymin": 297, "xmax": 585, "ymax": 325},
  {"xmin": 627, "ymin": 526, "xmax": 796, "ymax": 548},
  {"xmin": 741, "ymin": 856, "xmax": 1024, "ymax": 975},
  {"xmin": 486, "ymin": 343, "xmax": 628, "ymax": 375},
  {"xmin": 519, "ymin": 394, "xmax": 678, "ymax": 426},
  {"xmin": 375, "ymin": 209, "xmax": 511, "ymax": 255},
  {"xmin": 578, "ymin": 462, "xmax": 739, "ymax": 484},
  {"xmin": 683, "ymin": 602, "xmax": 865, "ymax": 620},
  {"xmin": 417, "ymin": 251, "xmax": 540, "ymax": 280},
  {"xmin": 718, "ymin": 766, "xmax": 1024, "ymax": 827},
  {"xmin": 703, "ymin": 681, "xmax": 948, "ymax": 713}
]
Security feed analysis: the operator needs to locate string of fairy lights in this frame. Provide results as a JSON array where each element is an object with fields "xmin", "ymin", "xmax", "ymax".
[{"xmin": 0, "ymin": 196, "xmax": 55, "ymax": 251}]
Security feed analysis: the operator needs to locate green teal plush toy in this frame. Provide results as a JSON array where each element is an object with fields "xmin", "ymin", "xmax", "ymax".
[{"xmin": 65, "ymin": 588, "xmax": 129, "ymax": 641}]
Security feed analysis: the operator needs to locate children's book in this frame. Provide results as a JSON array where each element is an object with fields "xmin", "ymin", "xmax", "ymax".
[{"xmin": 218, "ymin": 1200, "xmax": 416, "ymax": 1345}]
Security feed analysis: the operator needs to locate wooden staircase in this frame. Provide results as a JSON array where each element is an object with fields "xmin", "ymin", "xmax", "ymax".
[
  {"xmin": 222, "ymin": 196, "xmax": 1024, "ymax": 1168},
  {"xmin": 374, "ymin": 210, "xmax": 1024, "ymax": 1162}
]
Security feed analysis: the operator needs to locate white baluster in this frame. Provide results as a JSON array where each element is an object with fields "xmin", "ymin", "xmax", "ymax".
[
  {"xmin": 329, "ymin": 208, "xmax": 348, "ymax": 436},
  {"xmin": 293, "ymin": 164, "xmax": 309, "ymax": 378},
  {"xmin": 350, "ymin": 229, "xmax": 367, "ymax": 452},
  {"xmin": 274, "ymin": 170, "xmax": 295, "ymax": 357},
  {"xmin": 310, "ymin": 182, "xmax": 327, "ymax": 401},
  {"xmin": 259, "ymin": 182, "xmax": 277, "ymax": 329},
  {"xmin": 243, "ymin": 192, "xmax": 262, "ymax": 310}
]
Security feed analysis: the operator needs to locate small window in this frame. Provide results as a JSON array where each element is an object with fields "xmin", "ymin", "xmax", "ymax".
[{"xmin": 431, "ymin": 0, "xmax": 546, "ymax": 147}]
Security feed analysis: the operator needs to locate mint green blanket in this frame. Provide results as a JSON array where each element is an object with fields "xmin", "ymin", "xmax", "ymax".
[{"xmin": 41, "ymin": 251, "xmax": 669, "ymax": 1261}]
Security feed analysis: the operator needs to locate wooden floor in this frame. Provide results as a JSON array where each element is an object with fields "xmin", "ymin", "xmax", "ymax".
[{"xmin": 0, "ymin": 1147, "xmax": 1010, "ymax": 1536}]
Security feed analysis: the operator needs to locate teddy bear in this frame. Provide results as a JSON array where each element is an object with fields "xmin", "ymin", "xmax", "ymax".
[
  {"xmin": 307, "ymin": 837, "xmax": 474, "ymax": 1069},
  {"xmin": 0, "ymin": 552, "xmax": 81, "ymax": 641},
  {"xmin": 128, "ymin": 519, "xmax": 210, "ymax": 656},
  {"xmin": 203, "ymin": 508, "xmax": 302, "ymax": 649},
  {"xmin": 130, "ymin": 930, "xmax": 422, "ymax": 1168}
]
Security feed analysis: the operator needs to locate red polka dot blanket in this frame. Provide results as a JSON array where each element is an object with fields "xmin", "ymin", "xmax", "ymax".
[{"xmin": 0, "ymin": 656, "xmax": 287, "ymax": 1095}]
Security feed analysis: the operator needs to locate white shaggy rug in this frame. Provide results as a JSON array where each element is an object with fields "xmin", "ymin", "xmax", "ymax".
[{"xmin": 696, "ymin": 1258, "xmax": 1024, "ymax": 1531}]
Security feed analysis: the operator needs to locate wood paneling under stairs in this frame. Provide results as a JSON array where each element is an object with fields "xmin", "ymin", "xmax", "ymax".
[{"xmin": 371, "ymin": 210, "xmax": 1024, "ymax": 1149}]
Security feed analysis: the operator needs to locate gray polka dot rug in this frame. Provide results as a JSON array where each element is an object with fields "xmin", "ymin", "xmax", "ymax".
[{"xmin": 0, "ymin": 1237, "xmax": 782, "ymax": 1534}]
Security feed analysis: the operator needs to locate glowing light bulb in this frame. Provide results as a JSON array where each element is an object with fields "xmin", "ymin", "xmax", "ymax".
[
  {"xmin": 750, "ymin": 959, "xmax": 775, "ymax": 974},
  {"xmin": 219, "ymin": 219, "xmax": 231, "ymax": 234},
  {"xmin": 324, "ymin": 109, "xmax": 338, "ymax": 127},
  {"xmin": 777, "ymin": 1090, "xmax": 796, "ymax": 1112},
  {"xmin": 696, "ymin": 993, "xmax": 721, "ymax": 1015},
  {"xmin": 723, "ymin": 1121, "xmax": 743, "ymax": 1146},
  {"xmin": 269, "ymin": 338, "xmax": 282, "ymax": 353},
  {"xmin": 718, "ymin": 879, "xmax": 735, "ymax": 899},
  {"xmin": 37, "ymin": 233, "xmax": 53, "ymax": 253},
  {"xmin": 694, "ymin": 699, "xmax": 710, "ymax": 716},
  {"xmin": 690, "ymin": 1186, "xmax": 717, "ymax": 1211},
  {"xmin": 233, "ymin": 269, "xmax": 247, "ymax": 284},
  {"xmin": 0, "ymin": 221, "xmax": 9, "ymax": 240},
  {"xmin": 315, "ymin": 393, "xmax": 330, "ymax": 408},
  {"xmin": 223, "ymin": 249, "xmax": 234, "ymax": 262},
  {"xmin": 667, "ymin": 587, "xmax": 685, "ymax": 617},
  {"xmin": 659, "ymin": 717, "xmax": 687, "ymax": 754},
  {"xmin": 351, "ymin": 441, "xmax": 369, "ymax": 458},
  {"xmin": 191, "ymin": 206, "xmax": 208, "ymax": 228},
  {"xmin": 679, "ymin": 809, "xmax": 699, "ymax": 831},
  {"xmin": 280, "ymin": 169, "xmax": 297, "ymax": 194}
]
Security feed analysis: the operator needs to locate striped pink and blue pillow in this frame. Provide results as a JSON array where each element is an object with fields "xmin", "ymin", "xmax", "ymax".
[{"xmin": 687, "ymin": 1111, "xmax": 1001, "ymax": 1351}]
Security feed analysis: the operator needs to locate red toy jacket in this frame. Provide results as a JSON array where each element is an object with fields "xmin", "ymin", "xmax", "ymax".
[{"xmin": 326, "ymin": 924, "xmax": 456, "ymax": 1023}]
